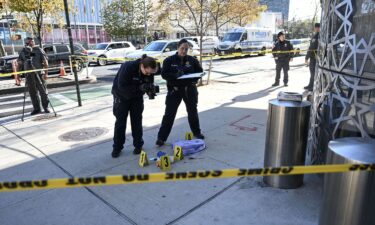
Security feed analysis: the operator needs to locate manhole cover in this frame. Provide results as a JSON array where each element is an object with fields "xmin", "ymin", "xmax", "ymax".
[
  {"xmin": 59, "ymin": 127, "xmax": 109, "ymax": 142},
  {"xmin": 32, "ymin": 114, "xmax": 61, "ymax": 122}
]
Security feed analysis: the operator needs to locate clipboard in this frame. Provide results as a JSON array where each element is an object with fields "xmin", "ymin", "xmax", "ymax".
[{"xmin": 177, "ymin": 72, "xmax": 206, "ymax": 79}]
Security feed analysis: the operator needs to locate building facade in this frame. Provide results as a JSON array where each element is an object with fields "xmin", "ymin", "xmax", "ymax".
[
  {"xmin": 308, "ymin": 0, "xmax": 375, "ymax": 164},
  {"xmin": 259, "ymin": 0, "xmax": 290, "ymax": 22},
  {"xmin": 43, "ymin": 0, "xmax": 112, "ymax": 47}
]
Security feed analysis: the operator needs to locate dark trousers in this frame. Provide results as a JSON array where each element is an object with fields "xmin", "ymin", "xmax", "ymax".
[
  {"xmin": 158, "ymin": 85, "xmax": 201, "ymax": 141},
  {"xmin": 308, "ymin": 59, "xmax": 317, "ymax": 87},
  {"xmin": 113, "ymin": 97, "xmax": 144, "ymax": 151},
  {"xmin": 275, "ymin": 61, "xmax": 289, "ymax": 84},
  {"xmin": 26, "ymin": 72, "xmax": 49, "ymax": 111}
]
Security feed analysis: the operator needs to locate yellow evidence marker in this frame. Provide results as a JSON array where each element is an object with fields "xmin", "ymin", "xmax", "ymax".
[
  {"xmin": 160, "ymin": 155, "xmax": 172, "ymax": 171},
  {"xmin": 174, "ymin": 145, "xmax": 184, "ymax": 161},
  {"xmin": 185, "ymin": 132, "xmax": 193, "ymax": 140},
  {"xmin": 138, "ymin": 151, "xmax": 149, "ymax": 167}
]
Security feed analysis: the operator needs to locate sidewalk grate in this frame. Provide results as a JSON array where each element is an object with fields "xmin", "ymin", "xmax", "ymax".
[{"xmin": 59, "ymin": 127, "xmax": 108, "ymax": 142}]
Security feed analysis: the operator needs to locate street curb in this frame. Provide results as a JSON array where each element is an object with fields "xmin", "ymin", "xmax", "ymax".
[{"xmin": 0, "ymin": 76, "xmax": 97, "ymax": 95}]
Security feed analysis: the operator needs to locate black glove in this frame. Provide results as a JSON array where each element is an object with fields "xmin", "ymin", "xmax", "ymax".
[{"xmin": 176, "ymin": 69, "xmax": 184, "ymax": 78}]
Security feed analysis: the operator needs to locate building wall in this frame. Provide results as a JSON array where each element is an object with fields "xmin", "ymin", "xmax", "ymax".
[
  {"xmin": 308, "ymin": 0, "xmax": 375, "ymax": 164},
  {"xmin": 259, "ymin": 0, "xmax": 290, "ymax": 22}
]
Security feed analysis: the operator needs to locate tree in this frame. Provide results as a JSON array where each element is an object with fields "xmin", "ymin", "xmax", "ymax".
[
  {"xmin": 101, "ymin": 0, "xmax": 152, "ymax": 41},
  {"xmin": 9, "ymin": 0, "xmax": 64, "ymax": 47},
  {"xmin": 283, "ymin": 19, "xmax": 314, "ymax": 39},
  {"xmin": 209, "ymin": 0, "xmax": 266, "ymax": 36},
  {"xmin": 158, "ymin": 0, "xmax": 213, "ymax": 64},
  {"xmin": 230, "ymin": 0, "xmax": 266, "ymax": 27}
]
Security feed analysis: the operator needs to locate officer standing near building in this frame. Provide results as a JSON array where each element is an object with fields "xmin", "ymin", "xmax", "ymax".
[
  {"xmin": 111, "ymin": 55, "xmax": 158, "ymax": 158},
  {"xmin": 272, "ymin": 32, "xmax": 294, "ymax": 87},
  {"xmin": 304, "ymin": 23, "xmax": 320, "ymax": 91},
  {"xmin": 156, "ymin": 39, "xmax": 205, "ymax": 146},
  {"xmin": 18, "ymin": 37, "xmax": 50, "ymax": 115}
]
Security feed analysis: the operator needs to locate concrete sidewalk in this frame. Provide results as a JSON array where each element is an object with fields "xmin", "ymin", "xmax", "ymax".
[{"xmin": 0, "ymin": 55, "xmax": 321, "ymax": 225}]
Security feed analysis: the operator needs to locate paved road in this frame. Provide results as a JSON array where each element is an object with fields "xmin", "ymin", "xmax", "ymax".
[{"xmin": 0, "ymin": 55, "xmax": 306, "ymax": 119}]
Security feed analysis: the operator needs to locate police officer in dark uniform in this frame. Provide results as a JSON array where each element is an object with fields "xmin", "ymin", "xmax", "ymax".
[
  {"xmin": 111, "ymin": 55, "xmax": 158, "ymax": 158},
  {"xmin": 18, "ymin": 37, "xmax": 50, "ymax": 115},
  {"xmin": 272, "ymin": 32, "xmax": 294, "ymax": 87},
  {"xmin": 304, "ymin": 23, "xmax": 320, "ymax": 91},
  {"xmin": 156, "ymin": 39, "xmax": 204, "ymax": 146}
]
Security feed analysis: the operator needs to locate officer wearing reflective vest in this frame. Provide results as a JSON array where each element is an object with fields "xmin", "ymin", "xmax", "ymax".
[
  {"xmin": 304, "ymin": 23, "xmax": 320, "ymax": 91},
  {"xmin": 156, "ymin": 39, "xmax": 205, "ymax": 146},
  {"xmin": 272, "ymin": 32, "xmax": 294, "ymax": 87},
  {"xmin": 111, "ymin": 55, "xmax": 158, "ymax": 158}
]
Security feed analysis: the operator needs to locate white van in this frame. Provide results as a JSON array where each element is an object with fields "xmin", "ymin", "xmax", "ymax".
[
  {"xmin": 87, "ymin": 41, "xmax": 136, "ymax": 66},
  {"xmin": 217, "ymin": 27, "xmax": 273, "ymax": 55},
  {"xmin": 184, "ymin": 36, "xmax": 220, "ymax": 54}
]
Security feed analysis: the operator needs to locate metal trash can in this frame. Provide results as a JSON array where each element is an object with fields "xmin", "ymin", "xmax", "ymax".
[
  {"xmin": 263, "ymin": 99, "xmax": 311, "ymax": 189},
  {"xmin": 319, "ymin": 137, "xmax": 375, "ymax": 225}
]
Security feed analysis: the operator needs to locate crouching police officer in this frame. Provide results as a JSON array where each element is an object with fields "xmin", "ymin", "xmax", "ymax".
[
  {"xmin": 272, "ymin": 32, "xmax": 294, "ymax": 87},
  {"xmin": 156, "ymin": 39, "xmax": 204, "ymax": 146},
  {"xmin": 111, "ymin": 55, "xmax": 158, "ymax": 158}
]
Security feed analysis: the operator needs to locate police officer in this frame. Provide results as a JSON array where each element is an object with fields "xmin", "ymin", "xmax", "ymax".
[
  {"xmin": 18, "ymin": 37, "xmax": 50, "ymax": 115},
  {"xmin": 111, "ymin": 55, "xmax": 158, "ymax": 158},
  {"xmin": 156, "ymin": 39, "xmax": 204, "ymax": 146},
  {"xmin": 304, "ymin": 23, "xmax": 320, "ymax": 91},
  {"xmin": 272, "ymin": 32, "xmax": 294, "ymax": 87}
]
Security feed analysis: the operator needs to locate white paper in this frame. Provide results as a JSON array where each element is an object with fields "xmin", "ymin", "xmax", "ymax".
[{"xmin": 177, "ymin": 72, "xmax": 205, "ymax": 79}]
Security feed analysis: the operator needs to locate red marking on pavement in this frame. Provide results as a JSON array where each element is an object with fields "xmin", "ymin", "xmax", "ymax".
[{"xmin": 230, "ymin": 115, "xmax": 258, "ymax": 132}]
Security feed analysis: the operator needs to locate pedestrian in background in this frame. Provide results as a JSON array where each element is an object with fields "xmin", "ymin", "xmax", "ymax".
[
  {"xmin": 17, "ymin": 37, "xmax": 50, "ymax": 115},
  {"xmin": 304, "ymin": 23, "xmax": 320, "ymax": 91},
  {"xmin": 156, "ymin": 39, "xmax": 205, "ymax": 147},
  {"xmin": 111, "ymin": 54, "xmax": 158, "ymax": 158},
  {"xmin": 272, "ymin": 32, "xmax": 294, "ymax": 87}
]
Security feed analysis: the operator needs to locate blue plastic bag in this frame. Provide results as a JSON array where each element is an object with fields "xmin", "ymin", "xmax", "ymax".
[{"xmin": 172, "ymin": 139, "xmax": 206, "ymax": 156}]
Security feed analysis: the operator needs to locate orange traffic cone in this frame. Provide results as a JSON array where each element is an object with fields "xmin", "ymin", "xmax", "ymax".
[{"xmin": 59, "ymin": 60, "xmax": 66, "ymax": 77}]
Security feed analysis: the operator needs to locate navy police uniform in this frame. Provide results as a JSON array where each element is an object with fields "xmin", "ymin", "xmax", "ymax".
[
  {"xmin": 272, "ymin": 40, "xmax": 294, "ymax": 85},
  {"xmin": 305, "ymin": 32, "xmax": 320, "ymax": 89},
  {"xmin": 112, "ymin": 59, "xmax": 154, "ymax": 154},
  {"xmin": 157, "ymin": 53, "xmax": 203, "ymax": 142}
]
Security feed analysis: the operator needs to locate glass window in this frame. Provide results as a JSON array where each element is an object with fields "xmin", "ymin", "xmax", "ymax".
[
  {"xmin": 94, "ymin": 43, "xmax": 108, "ymax": 50},
  {"xmin": 123, "ymin": 43, "xmax": 130, "ymax": 48},
  {"xmin": 55, "ymin": 45, "xmax": 69, "ymax": 53},
  {"xmin": 44, "ymin": 46, "xmax": 54, "ymax": 54},
  {"xmin": 144, "ymin": 42, "xmax": 167, "ymax": 51},
  {"xmin": 165, "ymin": 42, "xmax": 178, "ymax": 51}
]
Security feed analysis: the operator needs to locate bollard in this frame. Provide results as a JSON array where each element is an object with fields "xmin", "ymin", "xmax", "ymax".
[
  {"xmin": 263, "ymin": 99, "xmax": 311, "ymax": 189},
  {"xmin": 319, "ymin": 137, "xmax": 375, "ymax": 225}
]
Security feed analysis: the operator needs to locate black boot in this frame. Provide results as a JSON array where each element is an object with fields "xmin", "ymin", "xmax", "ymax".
[
  {"xmin": 194, "ymin": 133, "xmax": 205, "ymax": 139},
  {"xmin": 272, "ymin": 82, "xmax": 279, "ymax": 87},
  {"xmin": 30, "ymin": 109, "xmax": 41, "ymax": 115},
  {"xmin": 155, "ymin": 139, "xmax": 165, "ymax": 147},
  {"xmin": 111, "ymin": 149, "xmax": 122, "ymax": 158},
  {"xmin": 133, "ymin": 148, "xmax": 142, "ymax": 155}
]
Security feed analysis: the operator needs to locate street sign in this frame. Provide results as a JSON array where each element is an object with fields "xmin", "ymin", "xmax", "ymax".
[{"xmin": 2, "ymin": 15, "xmax": 14, "ymax": 20}]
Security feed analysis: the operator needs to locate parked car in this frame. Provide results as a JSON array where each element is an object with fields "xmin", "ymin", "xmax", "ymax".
[
  {"xmin": 126, "ymin": 39, "xmax": 200, "ymax": 69},
  {"xmin": 0, "ymin": 55, "xmax": 18, "ymax": 76},
  {"xmin": 289, "ymin": 38, "xmax": 310, "ymax": 56},
  {"xmin": 43, "ymin": 43, "xmax": 88, "ymax": 73},
  {"xmin": 184, "ymin": 36, "xmax": 220, "ymax": 54},
  {"xmin": 0, "ymin": 43, "xmax": 87, "ymax": 77},
  {"xmin": 87, "ymin": 41, "xmax": 136, "ymax": 66}
]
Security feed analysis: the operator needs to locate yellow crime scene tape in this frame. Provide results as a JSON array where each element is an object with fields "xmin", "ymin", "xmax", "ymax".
[
  {"xmin": 0, "ymin": 163, "xmax": 373, "ymax": 192},
  {"xmin": 0, "ymin": 49, "xmax": 315, "ymax": 78}
]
